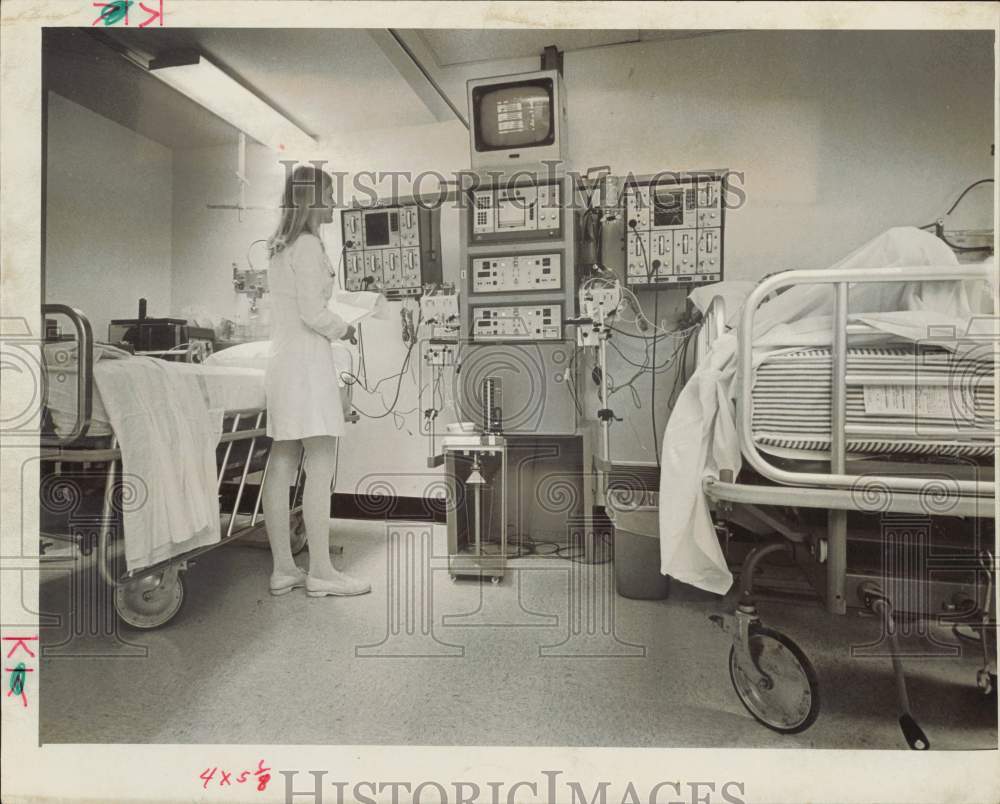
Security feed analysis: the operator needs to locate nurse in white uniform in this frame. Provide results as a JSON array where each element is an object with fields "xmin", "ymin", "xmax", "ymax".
[{"xmin": 261, "ymin": 165, "xmax": 370, "ymax": 598}]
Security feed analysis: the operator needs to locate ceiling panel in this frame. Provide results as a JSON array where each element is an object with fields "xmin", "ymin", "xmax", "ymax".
[
  {"xmin": 43, "ymin": 28, "xmax": 238, "ymax": 150},
  {"xmin": 103, "ymin": 28, "xmax": 437, "ymax": 136},
  {"xmin": 418, "ymin": 29, "xmax": 640, "ymax": 66},
  {"xmin": 43, "ymin": 28, "xmax": 729, "ymax": 152},
  {"xmin": 417, "ymin": 29, "xmax": 727, "ymax": 67}
]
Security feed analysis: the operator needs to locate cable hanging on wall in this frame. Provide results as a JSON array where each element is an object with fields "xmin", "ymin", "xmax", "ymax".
[{"xmin": 919, "ymin": 178, "xmax": 994, "ymax": 254}]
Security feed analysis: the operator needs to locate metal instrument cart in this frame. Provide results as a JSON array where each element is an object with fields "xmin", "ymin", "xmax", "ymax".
[{"xmin": 442, "ymin": 434, "xmax": 508, "ymax": 583}]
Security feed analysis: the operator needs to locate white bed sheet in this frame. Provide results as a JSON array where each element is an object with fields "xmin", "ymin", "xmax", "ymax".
[
  {"xmin": 657, "ymin": 227, "xmax": 993, "ymax": 596},
  {"xmin": 46, "ymin": 359, "xmax": 265, "ymax": 438},
  {"xmin": 45, "ymin": 353, "xmax": 269, "ymax": 571},
  {"xmin": 203, "ymin": 338, "xmax": 354, "ymax": 386}
]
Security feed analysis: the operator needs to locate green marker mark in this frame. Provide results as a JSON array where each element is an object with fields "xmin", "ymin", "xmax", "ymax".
[
  {"xmin": 9, "ymin": 662, "xmax": 26, "ymax": 696},
  {"xmin": 100, "ymin": 0, "xmax": 133, "ymax": 26}
]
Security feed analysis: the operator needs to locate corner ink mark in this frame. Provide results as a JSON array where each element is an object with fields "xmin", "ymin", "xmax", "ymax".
[
  {"xmin": 137, "ymin": 0, "xmax": 164, "ymax": 28},
  {"xmin": 92, "ymin": 0, "xmax": 132, "ymax": 26},
  {"xmin": 92, "ymin": 0, "xmax": 164, "ymax": 27},
  {"xmin": 7, "ymin": 663, "xmax": 33, "ymax": 707},
  {"xmin": 3, "ymin": 636, "xmax": 38, "ymax": 708},
  {"xmin": 2, "ymin": 636, "xmax": 37, "ymax": 659}
]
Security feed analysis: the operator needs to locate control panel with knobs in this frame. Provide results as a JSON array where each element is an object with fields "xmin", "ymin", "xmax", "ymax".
[
  {"xmin": 623, "ymin": 172, "xmax": 725, "ymax": 286},
  {"xmin": 340, "ymin": 203, "xmax": 441, "ymax": 297}
]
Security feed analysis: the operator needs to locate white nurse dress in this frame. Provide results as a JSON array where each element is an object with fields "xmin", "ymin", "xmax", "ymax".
[{"xmin": 265, "ymin": 233, "xmax": 349, "ymax": 441}]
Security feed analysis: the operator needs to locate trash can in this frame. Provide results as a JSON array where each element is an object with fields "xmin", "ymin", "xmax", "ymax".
[{"xmin": 606, "ymin": 489, "xmax": 670, "ymax": 600}]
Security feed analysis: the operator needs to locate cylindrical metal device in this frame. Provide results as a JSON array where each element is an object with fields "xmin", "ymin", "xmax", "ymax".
[{"xmin": 482, "ymin": 377, "xmax": 503, "ymax": 434}]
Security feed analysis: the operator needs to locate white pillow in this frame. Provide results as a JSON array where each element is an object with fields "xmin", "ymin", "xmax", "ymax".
[{"xmin": 204, "ymin": 340, "xmax": 272, "ymax": 370}]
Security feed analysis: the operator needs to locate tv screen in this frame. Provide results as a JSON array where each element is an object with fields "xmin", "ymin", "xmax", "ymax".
[
  {"xmin": 474, "ymin": 79, "xmax": 555, "ymax": 152},
  {"xmin": 364, "ymin": 212, "xmax": 390, "ymax": 247}
]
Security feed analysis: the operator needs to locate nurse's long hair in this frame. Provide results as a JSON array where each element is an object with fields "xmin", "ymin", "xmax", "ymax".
[{"xmin": 267, "ymin": 165, "xmax": 333, "ymax": 257}]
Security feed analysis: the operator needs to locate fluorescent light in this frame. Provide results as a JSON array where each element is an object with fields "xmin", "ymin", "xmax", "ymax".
[{"xmin": 148, "ymin": 53, "xmax": 315, "ymax": 154}]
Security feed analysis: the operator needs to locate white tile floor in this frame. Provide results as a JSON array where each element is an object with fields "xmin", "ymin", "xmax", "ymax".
[{"xmin": 38, "ymin": 520, "xmax": 997, "ymax": 748}]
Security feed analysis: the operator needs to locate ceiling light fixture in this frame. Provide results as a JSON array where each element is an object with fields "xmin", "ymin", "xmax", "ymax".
[{"xmin": 148, "ymin": 50, "xmax": 315, "ymax": 154}]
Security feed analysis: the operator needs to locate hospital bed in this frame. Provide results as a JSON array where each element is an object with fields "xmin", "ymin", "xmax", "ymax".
[
  {"xmin": 39, "ymin": 305, "xmax": 309, "ymax": 629},
  {"xmin": 698, "ymin": 264, "xmax": 996, "ymax": 748}
]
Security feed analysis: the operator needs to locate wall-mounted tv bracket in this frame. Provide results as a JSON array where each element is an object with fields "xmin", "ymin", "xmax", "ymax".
[{"xmin": 541, "ymin": 45, "xmax": 563, "ymax": 75}]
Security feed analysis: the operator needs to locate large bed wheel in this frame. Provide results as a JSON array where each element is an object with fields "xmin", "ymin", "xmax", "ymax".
[
  {"xmin": 729, "ymin": 625, "xmax": 820, "ymax": 734},
  {"xmin": 290, "ymin": 511, "xmax": 308, "ymax": 555},
  {"xmin": 114, "ymin": 565, "xmax": 185, "ymax": 630}
]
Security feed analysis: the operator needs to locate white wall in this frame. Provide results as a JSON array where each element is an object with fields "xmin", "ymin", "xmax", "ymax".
[{"xmin": 45, "ymin": 92, "xmax": 173, "ymax": 339}]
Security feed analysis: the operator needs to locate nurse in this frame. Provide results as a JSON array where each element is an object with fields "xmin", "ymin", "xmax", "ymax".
[{"xmin": 261, "ymin": 164, "xmax": 370, "ymax": 597}]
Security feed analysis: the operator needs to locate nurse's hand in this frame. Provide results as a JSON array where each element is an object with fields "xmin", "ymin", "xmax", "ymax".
[{"xmin": 341, "ymin": 324, "xmax": 357, "ymax": 345}]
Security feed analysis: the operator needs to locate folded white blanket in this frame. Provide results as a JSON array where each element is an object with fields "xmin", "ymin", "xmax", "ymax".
[{"xmin": 94, "ymin": 357, "xmax": 224, "ymax": 571}]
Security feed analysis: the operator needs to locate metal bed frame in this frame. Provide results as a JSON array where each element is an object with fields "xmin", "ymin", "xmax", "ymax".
[
  {"xmin": 39, "ymin": 305, "xmax": 308, "ymax": 629},
  {"xmin": 697, "ymin": 265, "xmax": 996, "ymax": 749}
]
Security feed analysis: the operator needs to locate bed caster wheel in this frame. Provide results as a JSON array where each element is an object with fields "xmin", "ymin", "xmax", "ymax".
[
  {"xmin": 290, "ymin": 512, "xmax": 307, "ymax": 556},
  {"xmin": 729, "ymin": 625, "xmax": 820, "ymax": 734},
  {"xmin": 114, "ymin": 565, "xmax": 185, "ymax": 630},
  {"xmin": 490, "ymin": 576, "xmax": 500, "ymax": 585},
  {"xmin": 449, "ymin": 574, "xmax": 457, "ymax": 582},
  {"xmin": 977, "ymin": 670, "xmax": 997, "ymax": 697}
]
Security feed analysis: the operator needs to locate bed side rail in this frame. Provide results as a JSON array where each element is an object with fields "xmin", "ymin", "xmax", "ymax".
[
  {"xmin": 697, "ymin": 294, "xmax": 727, "ymax": 363},
  {"xmin": 737, "ymin": 264, "xmax": 995, "ymax": 498},
  {"xmin": 40, "ymin": 304, "xmax": 93, "ymax": 447}
]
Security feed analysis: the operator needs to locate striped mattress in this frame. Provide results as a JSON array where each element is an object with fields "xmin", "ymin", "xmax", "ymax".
[{"xmin": 752, "ymin": 346, "xmax": 996, "ymax": 458}]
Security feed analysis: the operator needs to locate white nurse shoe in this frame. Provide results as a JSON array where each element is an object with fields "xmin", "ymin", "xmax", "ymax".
[
  {"xmin": 305, "ymin": 572, "xmax": 371, "ymax": 597},
  {"xmin": 269, "ymin": 567, "xmax": 308, "ymax": 596}
]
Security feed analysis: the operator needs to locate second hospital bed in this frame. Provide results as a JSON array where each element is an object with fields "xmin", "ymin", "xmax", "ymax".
[
  {"xmin": 693, "ymin": 263, "xmax": 996, "ymax": 748},
  {"xmin": 591, "ymin": 252, "xmax": 996, "ymax": 749}
]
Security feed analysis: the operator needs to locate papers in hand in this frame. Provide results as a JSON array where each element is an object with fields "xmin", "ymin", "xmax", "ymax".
[{"xmin": 329, "ymin": 290, "xmax": 391, "ymax": 326}]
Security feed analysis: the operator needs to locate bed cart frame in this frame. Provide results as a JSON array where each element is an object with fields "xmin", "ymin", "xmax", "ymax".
[
  {"xmin": 699, "ymin": 265, "xmax": 996, "ymax": 748},
  {"xmin": 39, "ymin": 305, "xmax": 308, "ymax": 629}
]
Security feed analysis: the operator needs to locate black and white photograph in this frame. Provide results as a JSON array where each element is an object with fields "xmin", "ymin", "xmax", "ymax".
[{"xmin": 1, "ymin": 2, "xmax": 998, "ymax": 802}]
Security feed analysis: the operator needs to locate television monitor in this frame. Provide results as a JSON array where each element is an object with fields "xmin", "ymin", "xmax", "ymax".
[
  {"xmin": 468, "ymin": 69, "xmax": 567, "ymax": 173},
  {"xmin": 474, "ymin": 79, "xmax": 554, "ymax": 151}
]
